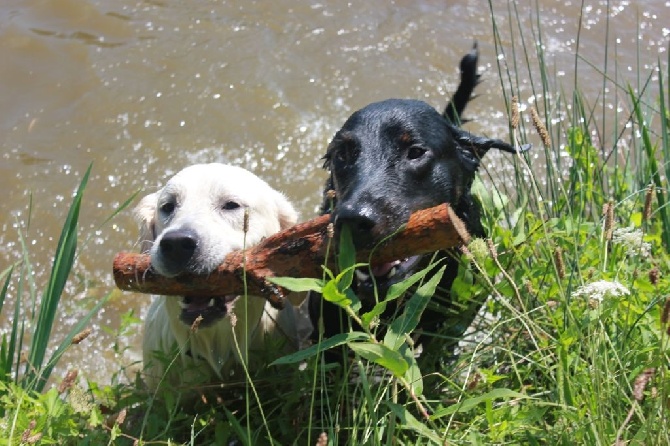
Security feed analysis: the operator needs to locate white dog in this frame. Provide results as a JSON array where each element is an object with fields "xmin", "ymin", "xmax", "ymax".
[{"xmin": 135, "ymin": 163, "xmax": 303, "ymax": 390}]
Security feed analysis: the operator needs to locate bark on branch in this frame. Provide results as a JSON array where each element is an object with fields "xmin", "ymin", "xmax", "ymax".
[{"xmin": 112, "ymin": 203, "xmax": 470, "ymax": 308}]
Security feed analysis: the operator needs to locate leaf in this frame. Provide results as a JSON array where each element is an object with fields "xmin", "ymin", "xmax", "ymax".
[
  {"xmin": 387, "ymin": 402, "xmax": 442, "ymax": 444},
  {"xmin": 337, "ymin": 224, "xmax": 356, "ymax": 291},
  {"xmin": 472, "ymin": 176, "xmax": 509, "ymax": 214},
  {"xmin": 321, "ymin": 278, "xmax": 351, "ymax": 307},
  {"xmin": 270, "ymin": 332, "xmax": 368, "ymax": 365},
  {"xmin": 629, "ymin": 211, "xmax": 642, "ymax": 227},
  {"xmin": 383, "ymin": 266, "xmax": 446, "ymax": 350},
  {"xmin": 431, "ymin": 388, "xmax": 532, "ymax": 418},
  {"xmin": 400, "ymin": 344, "xmax": 423, "ymax": 396},
  {"xmin": 348, "ymin": 342, "xmax": 408, "ymax": 377},
  {"xmin": 267, "ymin": 276, "xmax": 324, "ymax": 293},
  {"xmin": 223, "ymin": 407, "xmax": 250, "ymax": 445},
  {"xmin": 345, "ymin": 287, "xmax": 361, "ymax": 314},
  {"xmin": 385, "ymin": 260, "xmax": 443, "ymax": 302},
  {"xmin": 359, "ymin": 301, "xmax": 385, "ymax": 329},
  {"xmin": 25, "ymin": 164, "xmax": 91, "ymax": 391},
  {"xmin": 511, "ymin": 207, "xmax": 527, "ymax": 245},
  {"xmin": 360, "ymin": 261, "xmax": 443, "ymax": 328}
]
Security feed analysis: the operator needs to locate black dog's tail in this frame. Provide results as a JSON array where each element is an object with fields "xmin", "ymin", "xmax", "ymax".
[{"xmin": 443, "ymin": 42, "xmax": 480, "ymax": 125}]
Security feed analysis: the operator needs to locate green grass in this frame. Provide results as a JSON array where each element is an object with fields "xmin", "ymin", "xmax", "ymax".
[{"xmin": 1, "ymin": 3, "xmax": 669, "ymax": 445}]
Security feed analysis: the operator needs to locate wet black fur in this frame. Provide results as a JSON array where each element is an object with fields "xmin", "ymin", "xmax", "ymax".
[{"xmin": 308, "ymin": 44, "xmax": 527, "ymax": 356}]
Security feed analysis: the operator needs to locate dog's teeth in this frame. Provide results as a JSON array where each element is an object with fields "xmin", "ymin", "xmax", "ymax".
[
  {"xmin": 208, "ymin": 298, "xmax": 215, "ymax": 307},
  {"xmin": 387, "ymin": 266, "xmax": 397, "ymax": 278},
  {"xmin": 355, "ymin": 270, "xmax": 370, "ymax": 282}
]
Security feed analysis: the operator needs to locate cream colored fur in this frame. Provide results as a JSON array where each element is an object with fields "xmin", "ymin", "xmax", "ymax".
[{"xmin": 135, "ymin": 163, "xmax": 303, "ymax": 390}]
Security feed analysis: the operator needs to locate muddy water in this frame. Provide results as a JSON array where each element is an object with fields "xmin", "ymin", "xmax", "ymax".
[{"xmin": 1, "ymin": 0, "xmax": 668, "ymax": 384}]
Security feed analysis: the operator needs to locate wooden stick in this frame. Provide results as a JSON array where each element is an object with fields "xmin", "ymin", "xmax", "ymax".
[{"xmin": 112, "ymin": 203, "xmax": 469, "ymax": 308}]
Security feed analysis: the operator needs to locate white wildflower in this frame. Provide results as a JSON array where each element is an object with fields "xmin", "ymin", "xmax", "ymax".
[
  {"xmin": 572, "ymin": 280, "xmax": 630, "ymax": 302},
  {"xmin": 612, "ymin": 226, "xmax": 651, "ymax": 257}
]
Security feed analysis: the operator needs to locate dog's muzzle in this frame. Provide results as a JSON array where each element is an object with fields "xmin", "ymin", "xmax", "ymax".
[
  {"xmin": 178, "ymin": 295, "xmax": 237, "ymax": 327},
  {"xmin": 354, "ymin": 255, "xmax": 422, "ymax": 299}
]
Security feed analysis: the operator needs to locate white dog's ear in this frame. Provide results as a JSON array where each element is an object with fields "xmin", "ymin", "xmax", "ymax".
[
  {"xmin": 274, "ymin": 191, "xmax": 298, "ymax": 230},
  {"xmin": 134, "ymin": 192, "xmax": 158, "ymax": 253}
]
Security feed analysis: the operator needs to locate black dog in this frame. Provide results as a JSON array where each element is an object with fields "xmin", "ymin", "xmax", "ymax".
[{"xmin": 308, "ymin": 44, "xmax": 528, "ymax": 354}]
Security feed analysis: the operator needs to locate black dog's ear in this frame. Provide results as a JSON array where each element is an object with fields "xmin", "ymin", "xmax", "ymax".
[
  {"xmin": 322, "ymin": 153, "xmax": 331, "ymax": 170},
  {"xmin": 448, "ymin": 125, "xmax": 531, "ymax": 164}
]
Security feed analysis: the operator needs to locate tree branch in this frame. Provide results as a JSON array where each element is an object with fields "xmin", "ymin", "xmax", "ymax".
[{"xmin": 112, "ymin": 203, "xmax": 470, "ymax": 308}]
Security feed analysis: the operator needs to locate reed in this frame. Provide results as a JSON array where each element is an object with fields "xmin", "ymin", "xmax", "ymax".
[{"xmin": 1, "ymin": 2, "xmax": 668, "ymax": 444}]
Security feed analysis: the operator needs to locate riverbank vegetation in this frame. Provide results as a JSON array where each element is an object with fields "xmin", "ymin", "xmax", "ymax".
[{"xmin": 1, "ymin": 3, "xmax": 668, "ymax": 445}]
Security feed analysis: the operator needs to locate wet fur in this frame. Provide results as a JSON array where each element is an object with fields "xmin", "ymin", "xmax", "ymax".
[
  {"xmin": 135, "ymin": 163, "xmax": 304, "ymax": 389},
  {"xmin": 308, "ymin": 45, "xmax": 526, "ymax": 353}
]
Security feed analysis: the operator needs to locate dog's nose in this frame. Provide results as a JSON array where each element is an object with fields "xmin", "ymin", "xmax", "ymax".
[
  {"xmin": 334, "ymin": 204, "xmax": 377, "ymax": 248},
  {"xmin": 158, "ymin": 229, "xmax": 198, "ymax": 271}
]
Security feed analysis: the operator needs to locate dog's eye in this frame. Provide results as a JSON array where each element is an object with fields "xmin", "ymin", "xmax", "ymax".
[
  {"xmin": 160, "ymin": 201, "xmax": 175, "ymax": 215},
  {"xmin": 407, "ymin": 146, "xmax": 427, "ymax": 160},
  {"xmin": 333, "ymin": 143, "xmax": 359, "ymax": 166},
  {"xmin": 222, "ymin": 201, "xmax": 240, "ymax": 210}
]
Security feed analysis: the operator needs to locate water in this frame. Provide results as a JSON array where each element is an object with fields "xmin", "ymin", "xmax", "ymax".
[{"xmin": 1, "ymin": 0, "xmax": 668, "ymax": 384}]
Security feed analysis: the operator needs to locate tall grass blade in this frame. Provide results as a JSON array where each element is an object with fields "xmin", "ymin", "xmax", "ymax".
[
  {"xmin": 0, "ymin": 266, "xmax": 12, "ymax": 318},
  {"xmin": 22, "ymin": 164, "xmax": 92, "ymax": 391},
  {"xmin": 659, "ymin": 60, "xmax": 669, "ymax": 213},
  {"xmin": 630, "ymin": 86, "xmax": 670, "ymax": 251},
  {"xmin": 2, "ymin": 270, "xmax": 24, "ymax": 386},
  {"xmin": 0, "ymin": 267, "xmax": 14, "ymax": 381}
]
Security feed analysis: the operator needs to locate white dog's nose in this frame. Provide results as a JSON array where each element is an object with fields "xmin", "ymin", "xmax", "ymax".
[{"xmin": 158, "ymin": 228, "xmax": 198, "ymax": 274}]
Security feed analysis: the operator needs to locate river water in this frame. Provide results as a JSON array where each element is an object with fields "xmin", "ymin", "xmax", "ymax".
[{"xmin": 1, "ymin": 0, "xmax": 668, "ymax": 384}]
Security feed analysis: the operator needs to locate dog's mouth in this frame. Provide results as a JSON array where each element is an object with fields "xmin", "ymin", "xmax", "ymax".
[
  {"xmin": 178, "ymin": 295, "xmax": 238, "ymax": 327},
  {"xmin": 354, "ymin": 255, "xmax": 422, "ymax": 299}
]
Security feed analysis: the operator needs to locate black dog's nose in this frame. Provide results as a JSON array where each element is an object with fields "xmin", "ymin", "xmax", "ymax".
[
  {"xmin": 158, "ymin": 229, "xmax": 198, "ymax": 272},
  {"xmin": 334, "ymin": 205, "xmax": 377, "ymax": 248}
]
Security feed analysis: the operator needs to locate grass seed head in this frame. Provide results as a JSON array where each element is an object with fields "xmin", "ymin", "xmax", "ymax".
[
  {"xmin": 22, "ymin": 431, "xmax": 42, "ymax": 445},
  {"xmin": 116, "ymin": 408, "xmax": 127, "ymax": 426},
  {"xmin": 21, "ymin": 420, "xmax": 38, "ymax": 444},
  {"xmin": 603, "ymin": 201, "xmax": 615, "ymax": 241},
  {"xmin": 449, "ymin": 208, "xmax": 471, "ymax": 243},
  {"xmin": 191, "ymin": 314, "xmax": 204, "ymax": 332},
  {"xmin": 487, "ymin": 238, "xmax": 498, "ymax": 261},
  {"xmin": 467, "ymin": 238, "xmax": 488, "ymax": 264},
  {"xmin": 58, "ymin": 369, "xmax": 79, "ymax": 394},
  {"xmin": 243, "ymin": 207, "xmax": 250, "ymax": 234},
  {"xmin": 661, "ymin": 296, "xmax": 670, "ymax": 326},
  {"xmin": 316, "ymin": 432, "xmax": 328, "ymax": 446},
  {"xmin": 554, "ymin": 246, "xmax": 565, "ymax": 279},
  {"xmin": 531, "ymin": 106, "xmax": 551, "ymax": 147},
  {"xmin": 648, "ymin": 266, "xmax": 660, "ymax": 286},
  {"xmin": 71, "ymin": 327, "xmax": 92, "ymax": 345},
  {"xmin": 643, "ymin": 185, "xmax": 654, "ymax": 222},
  {"xmin": 633, "ymin": 368, "xmax": 656, "ymax": 402}
]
